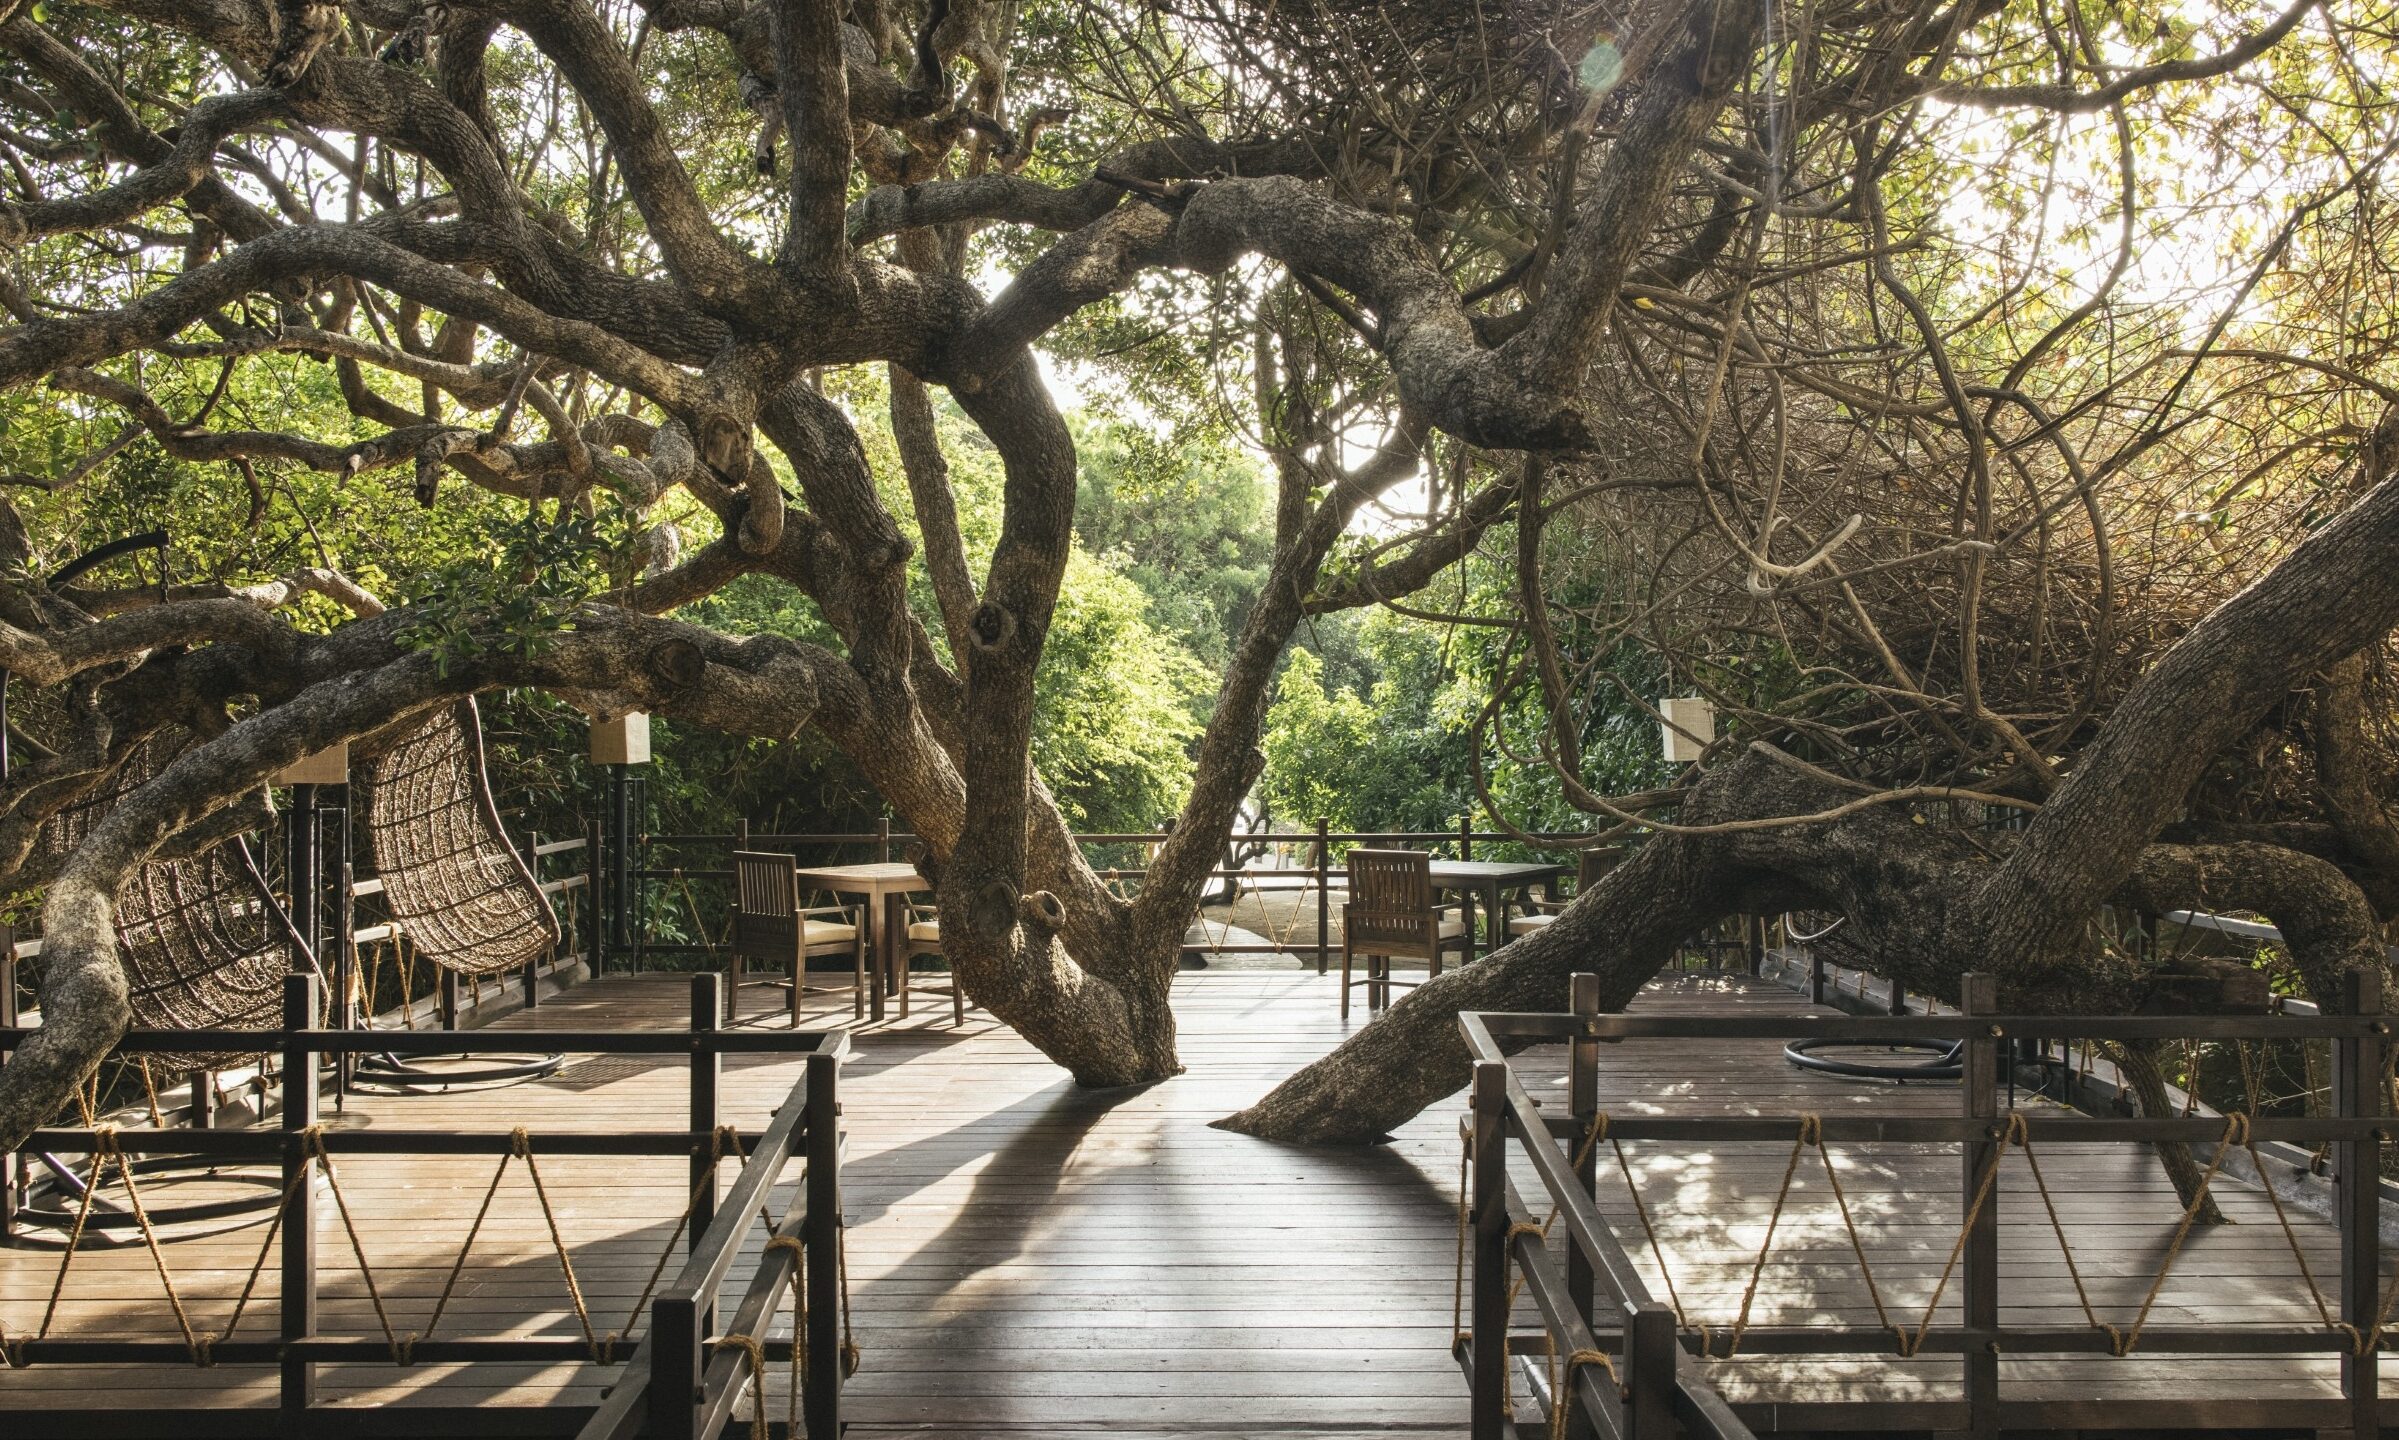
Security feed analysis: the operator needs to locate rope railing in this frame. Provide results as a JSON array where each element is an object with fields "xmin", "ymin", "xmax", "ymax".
[
  {"xmin": 0, "ymin": 973, "xmax": 853, "ymax": 1440},
  {"xmin": 1456, "ymin": 970, "xmax": 2394, "ymax": 1440}
]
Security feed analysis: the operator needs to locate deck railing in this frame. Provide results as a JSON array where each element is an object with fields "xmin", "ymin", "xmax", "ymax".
[
  {"xmin": 1458, "ymin": 970, "xmax": 2391, "ymax": 1440},
  {"xmin": 0, "ymin": 973, "xmax": 848, "ymax": 1440},
  {"xmin": 623, "ymin": 822, "xmax": 1597, "ymax": 971}
]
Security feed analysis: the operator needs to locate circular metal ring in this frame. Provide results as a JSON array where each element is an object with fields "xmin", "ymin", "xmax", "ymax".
[
  {"xmin": 1784, "ymin": 1036, "xmax": 1964, "ymax": 1082},
  {"xmin": 17, "ymin": 1155, "xmax": 288, "ymax": 1231},
  {"xmin": 350, "ymin": 1050, "xmax": 565, "ymax": 1091}
]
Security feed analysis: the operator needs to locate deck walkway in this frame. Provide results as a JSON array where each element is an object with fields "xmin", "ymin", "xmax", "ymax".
[
  {"xmin": 2, "ymin": 964, "xmax": 2383, "ymax": 1436},
  {"xmin": 0, "ymin": 968, "xmax": 1470, "ymax": 1436},
  {"xmin": 1509, "ymin": 971, "xmax": 2378, "ymax": 1433}
]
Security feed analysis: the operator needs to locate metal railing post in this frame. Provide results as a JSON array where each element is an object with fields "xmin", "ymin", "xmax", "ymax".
[
  {"xmin": 1960, "ymin": 973, "xmax": 2000, "ymax": 1437},
  {"xmin": 1315, "ymin": 818, "xmax": 1331, "ymax": 977},
  {"xmin": 804, "ymin": 1049, "xmax": 843, "ymax": 1439},
  {"xmin": 691, "ymin": 974, "xmax": 721, "ymax": 1268},
  {"xmin": 1623, "ymin": 1301, "xmax": 1676, "ymax": 1439},
  {"xmin": 2338, "ymin": 965, "xmax": 2385, "ymax": 1440},
  {"xmin": 1, "ymin": 925, "xmax": 16, "ymax": 1239},
  {"xmin": 649, "ymin": 1292, "xmax": 700, "ymax": 1440},
  {"xmin": 1809, "ymin": 951, "xmax": 1826, "ymax": 1005},
  {"xmin": 1568, "ymin": 973, "xmax": 1600, "ymax": 1329},
  {"xmin": 1469, "ymin": 1059, "xmax": 1509, "ymax": 1440},
  {"xmin": 336, "ymin": 861, "xmax": 357, "ymax": 1099},
  {"xmin": 280, "ymin": 973, "xmax": 321, "ymax": 1431},
  {"xmin": 876, "ymin": 815, "xmax": 891, "ymax": 864},
  {"xmin": 522, "ymin": 831, "xmax": 543, "ymax": 1010},
  {"xmin": 587, "ymin": 818, "xmax": 607, "ymax": 975}
]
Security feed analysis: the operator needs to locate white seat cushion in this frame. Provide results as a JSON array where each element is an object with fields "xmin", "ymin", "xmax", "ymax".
[
  {"xmin": 1435, "ymin": 914, "xmax": 1466, "ymax": 939},
  {"xmin": 802, "ymin": 920, "xmax": 858, "ymax": 945},
  {"xmin": 908, "ymin": 920, "xmax": 941, "ymax": 943},
  {"xmin": 1508, "ymin": 912, "xmax": 1559, "ymax": 936}
]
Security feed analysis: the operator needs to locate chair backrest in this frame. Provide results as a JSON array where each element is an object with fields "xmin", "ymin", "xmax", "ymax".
[
  {"xmin": 1346, "ymin": 848, "xmax": 1434, "ymax": 950},
  {"xmin": 1577, "ymin": 848, "xmax": 1620, "ymax": 892},
  {"xmin": 730, "ymin": 850, "xmax": 798, "ymax": 960}
]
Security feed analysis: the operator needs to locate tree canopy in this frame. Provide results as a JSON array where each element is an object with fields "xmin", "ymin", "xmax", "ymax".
[{"xmin": 0, "ymin": 0, "xmax": 2395, "ymax": 1151}]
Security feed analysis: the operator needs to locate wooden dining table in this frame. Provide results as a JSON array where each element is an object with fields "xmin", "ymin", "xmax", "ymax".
[
  {"xmin": 792, "ymin": 861, "xmax": 931, "ymax": 1021},
  {"xmin": 1427, "ymin": 859, "xmax": 1568, "ymax": 963}
]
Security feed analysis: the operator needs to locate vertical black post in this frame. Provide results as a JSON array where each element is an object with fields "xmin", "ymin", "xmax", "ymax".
[
  {"xmin": 1960, "ymin": 973, "xmax": 2000, "ymax": 1437},
  {"xmin": 335, "ymin": 861, "xmax": 357, "ymax": 1099},
  {"xmin": 1744, "ymin": 915, "xmax": 1764, "ymax": 977},
  {"xmin": 1458, "ymin": 814, "xmax": 1473, "ymax": 861},
  {"xmin": 1, "ymin": 925, "xmax": 16, "ymax": 1240},
  {"xmin": 587, "ymin": 818, "xmax": 607, "ymax": 975},
  {"xmin": 1622, "ymin": 1302, "xmax": 1675, "ymax": 1439},
  {"xmin": 521, "ymin": 831, "xmax": 543, "ymax": 1010},
  {"xmin": 649, "ymin": 1292, "xmax": 700, "ymax": 1440},
  {"xmin": 690, "ymin": 974, "xmax": 721, "ymax": 1262},
  {"xmin": 438, "ymin": 969, "xmax": 460, "ymax": 1031},
  {"xmin": 803, "ymin": 1049, "xmax": 842, "ymax": 1439},
  {"xmin": 1314, "ymin": 818, "xmax": 1331, "ymax": 977},
  {"xmin": 288, "ymin": 783, "xmax": 321, "ymax": 967},
  {"xmin": 1809, "ymin": 952, "xmax": 1826, "ymax": 1005},
  {"xmin": 1469, "ymin": 1060, "xmax": 1509, "ymax": 1440},
  {"xmin": 280, "ymin": 974, "xmax": 320, "ymax": 1431},
  {"xmin": 610, "ymin": 764, "xmax": 633, "ymax": 961},
  {"xmin": 2338, "ymin": 966, "xmax": 2385, "ymax": 1440},
  {"xmin": 1889, "ymin": 977, "xmax": 1908, "ymax": 1016},
  {"xmin": 1566, "ymin": 973, "xmax": 1601, "ymax": 1440},
  {"xmin": 876, "ymin": 815, "xmax": 890, "ymax": 864},
  {"xmin": 1568, "ymin": 973, "xmax": 1600, "ymax": 1324}
]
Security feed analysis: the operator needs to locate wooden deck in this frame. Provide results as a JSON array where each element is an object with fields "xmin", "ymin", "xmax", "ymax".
[
  {"xmin": 3, "ymin": 963, "xmax": 2387, "ymax": 1436},
  {"xmin": 1, "ymin": 968, "xmax": 1471, "ymax": 1436},
  {"xmin": 1509, "ymin": 971, "xmax": 2381, "ymax": 1434}
]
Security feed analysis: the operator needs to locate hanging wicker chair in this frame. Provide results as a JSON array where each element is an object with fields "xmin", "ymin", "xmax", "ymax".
[
  {"xmin": 40, "ymin": 727, "xmax": 316, "ymax": 1069},
  {"xmin": 353, "ymin": 699, "xmax": 563, "ymax": 1090},
  {"xmin": 362, "ymin": 699, "xmax": 560, "ymax": 978},
  {"xmin": 19, "ymin": 725, "xmax": 316, "ymax": 1230}
]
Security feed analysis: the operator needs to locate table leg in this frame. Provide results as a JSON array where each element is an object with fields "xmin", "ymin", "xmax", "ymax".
[
  {"xmin": 865, "ymin": 887, "xmax": 886, "ymax": 1023},
  {"xmin": 889, "ymin": 891, "xmax": 910, "ymax": 1019}
]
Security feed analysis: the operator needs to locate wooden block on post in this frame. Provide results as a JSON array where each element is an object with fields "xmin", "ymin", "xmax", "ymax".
[
  {"xmin": 589, "ymin": 712, "xmax": 651, "ymax": 765},
  {"xmin": 272, "ymin": 742, "xmax": 349, "ymax": 787}
]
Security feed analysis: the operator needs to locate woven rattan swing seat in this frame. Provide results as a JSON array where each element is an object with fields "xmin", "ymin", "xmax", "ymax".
[
  {"xmin": 354, "ymin": 699, "xmax": 562, "ymax": 1089},
  {"xmin": 21, "ymin": 726, "xmax": 316, "ymax": 1229},
  {"xmin": 363, "ymin": 699, "xmax": 560, "ymax": 978},
  {"xmin": 40, "ymin": 727, "xmax": 315, "ymax": 1071}
]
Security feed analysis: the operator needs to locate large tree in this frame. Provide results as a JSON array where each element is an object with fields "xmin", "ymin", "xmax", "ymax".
[{"xmin": 0, "ymin": 0, "xmax": 2390, "ymax": 1157}]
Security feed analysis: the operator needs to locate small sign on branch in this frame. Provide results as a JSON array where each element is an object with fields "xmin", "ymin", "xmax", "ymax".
[{"xmin": 1659, "ymin": 696, "xmax": 1716, "ymax": 763}]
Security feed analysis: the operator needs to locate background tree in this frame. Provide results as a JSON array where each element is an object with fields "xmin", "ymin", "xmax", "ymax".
[{"xmin": 0, "ymin": 0, "xmax": 2389, "ymax": 1168}]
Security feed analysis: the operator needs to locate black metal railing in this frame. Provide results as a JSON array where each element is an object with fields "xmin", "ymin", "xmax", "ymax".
[
  {"xmin": 0, "ymin": 973, "xmax": 847, "ymax": 1439},
  {"xmin": 1458, "ymin": 970, "xmax": 2391, "ymax": 1440},
  {"xmin": 623, "ymin": 821, "xmax": 1598, "ymax": 973}
]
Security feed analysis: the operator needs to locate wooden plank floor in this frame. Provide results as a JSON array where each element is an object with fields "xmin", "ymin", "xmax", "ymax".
[
  {"xmin": 1, "ymin": 967, "xmax": 1472, "ymax": 1435},
  {"xmin": 1506, "ymin": 970, "xmax": 2380, "ymax": 1432},
  {"xmin": 3, "ymin": 964, "xmax": 2387, "ymax": 1435}
]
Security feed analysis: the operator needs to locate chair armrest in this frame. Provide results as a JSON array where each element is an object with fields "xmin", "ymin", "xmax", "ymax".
[{"xmin": 798, "ymin": 904, "xmax": 859, "ymax": 922}]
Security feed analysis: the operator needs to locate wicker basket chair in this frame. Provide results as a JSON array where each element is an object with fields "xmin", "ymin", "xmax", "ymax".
[
  {"xmin": 354, "ymin": 699, "xmax": 563, "ymax": 1088},
  {"xmin": 20, "ymin": 726, "xmax": 317, "ymax": 1228},
  {"xmin": 40, "ymin": 727, "xmax": 316, "ymax": 1066}
]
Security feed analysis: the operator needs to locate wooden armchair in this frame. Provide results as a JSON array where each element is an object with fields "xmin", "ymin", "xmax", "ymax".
[
  {"xmin": 1506, "ymin": 848, "xmax": 1621, "ymax": 939},
  {"xmin": 1340, "ymin": 849, "xmax": 1470, "ymax": 1018},
  {"xmin": 730, "ymin": 850, "xmax": 865, "ymax": 1025},
  {"xmin": 899, "ymin": 899, "xmax": 972, "ymax": 1025}
]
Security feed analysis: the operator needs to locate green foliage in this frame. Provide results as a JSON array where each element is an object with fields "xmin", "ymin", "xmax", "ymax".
[
  {"xmin": 1033, "ymin": 549, "xmax": 1213, "ymax": 830},
  {"xmin": 1070, "ymin": 414, "xmax": 1272, "ymax": 671},
  {"xmin": 395, "ymin": 509, "xmax": 627, "ymax": 673}
]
